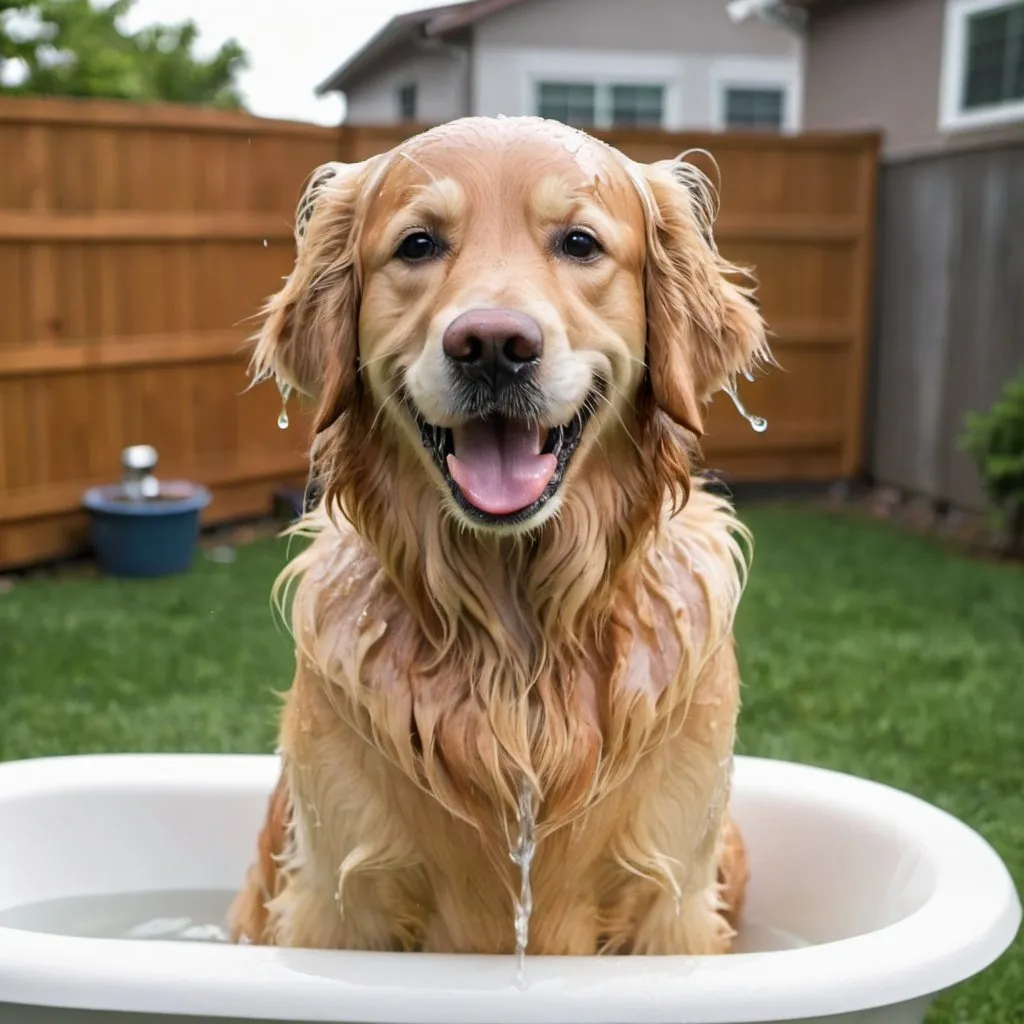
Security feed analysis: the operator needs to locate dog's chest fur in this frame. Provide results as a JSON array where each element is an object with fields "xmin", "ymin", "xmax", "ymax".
[
  {"xmin": 273, "ymin": 499, "xmax": 742, "ymax": 953},
  {"xmin": 292, "ymin": 516, "xmax": 716, "ymax": 814}
]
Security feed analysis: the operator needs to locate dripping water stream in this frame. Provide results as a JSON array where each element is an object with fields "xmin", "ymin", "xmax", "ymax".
[
  {"xmin": 509, "ymin": 778, "xmax": 536, "ymax": 988},
  {"xmin": 722, "ymin": 382, "xmax": 767, "ymax": 433},
  {"xmin": 277, "ymin": 379, "xmax": 292, "ymax": 430}
]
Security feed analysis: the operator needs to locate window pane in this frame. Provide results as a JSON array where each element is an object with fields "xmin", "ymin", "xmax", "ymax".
[
  {"xmin": 1014, "ymin": 29, "xmax": 1024, "ymax": 98},
  {"xmin": 724, "ymin": 87, "xmax": 784, "ymax": 130},
  {"xmin": 536, "ymin": 82, "xmax": 596, "ymax": 127},
  {"xmin": 611, "ymin": 84, "xmax": 664, "ymax": 127},
  {"xmin": 397, "ymin": 83, "xmax": 417, "ymax": 120},
  {"xmin": 963, "ymin": 2, "xmax": 1024, "ymax": 108},
  {"xmin": 1010, "ymin": 6, "xmax": 1024, "ymax": 99}
]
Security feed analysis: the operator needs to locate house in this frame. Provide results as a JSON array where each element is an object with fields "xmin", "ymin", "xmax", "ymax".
[
  {"xmin": 734, "ymin": 0, "xmax": 1024, "ymax": 159},
  {"xmin": 317, "ymin": 0, "xmax": 804, "ymax": 133}
]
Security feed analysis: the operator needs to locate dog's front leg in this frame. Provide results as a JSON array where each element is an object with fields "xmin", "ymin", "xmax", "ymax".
[{"xmin": 627, "ymin": 831, "xmax": 736, "ymax": 956}]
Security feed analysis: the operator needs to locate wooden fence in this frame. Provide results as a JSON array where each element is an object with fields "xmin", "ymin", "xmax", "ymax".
[
  {"xmin": 0, "ymin": 96, "xmax": 879, "ymax": 569},
  {"xmin": 870, "ymin": 142, "xmax": 1024, "ymax": 512}
]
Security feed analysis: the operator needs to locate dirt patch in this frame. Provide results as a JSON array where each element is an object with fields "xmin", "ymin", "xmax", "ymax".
[{"xmin": 810, "ymin": 482, "xmax": 1023, "ymax": 566}]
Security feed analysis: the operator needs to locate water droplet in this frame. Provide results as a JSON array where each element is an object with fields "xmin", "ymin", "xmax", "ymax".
[
  {"xmin": 277, "ymin": 378, "xmax": 292, "ymax": 430},
  {"xmin": 743, "ymin": 370, "xmax": 755, "ymax": 383},
  {"xmin": 722, "ymin": 384, "xmax": 767, "ymax": 434},
  {"xmin": 262, "ymin": 239, "xmax": 268, "ymax": 247}
]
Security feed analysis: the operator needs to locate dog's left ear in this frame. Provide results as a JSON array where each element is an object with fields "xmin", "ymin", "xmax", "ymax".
[{"xmin": 638, "ymin": 156, "xmax": 769, "ymax": 437}]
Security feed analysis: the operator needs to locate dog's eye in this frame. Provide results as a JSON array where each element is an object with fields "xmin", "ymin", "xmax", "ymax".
[
  {"xmin": 396, "ymin": 232, "xmax": 439, "ymax": 262},
  {"xmin": 562, "ymin": 230, "xmax": 601, "ymax": 261}
]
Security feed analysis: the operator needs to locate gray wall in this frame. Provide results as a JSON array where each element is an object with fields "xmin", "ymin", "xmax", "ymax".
[
  {"xmin": 803, "ymin": 0, "xmax": 1024, "ymax": 159},
  {"xmin": 343, "ymin": 42, "xmax": 470, "ymax": 125},
  {"xmin": 803, "ymin": 0, "xmax": 942, "ymax": 158},
  {"xmin": 475, "ymin": 0, "xmax": 798, "ymax": 54},
  {"xmin": 472, "ymin": 0, "xmax": 802, "ymax": 130},
  {"xmin": 870, "ymin": 144, "xmax": 1024, "ymax": 510}
]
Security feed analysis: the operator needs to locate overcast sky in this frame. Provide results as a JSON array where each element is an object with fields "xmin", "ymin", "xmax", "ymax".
[{"xmin": 124, "ymin": 0, "xmax": 477, "ymax": 124}]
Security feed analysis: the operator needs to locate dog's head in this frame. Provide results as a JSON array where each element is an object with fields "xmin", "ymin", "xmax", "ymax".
[{"xmin": 253, "ymin": 117, "xmax": 767, "ymax": 535}]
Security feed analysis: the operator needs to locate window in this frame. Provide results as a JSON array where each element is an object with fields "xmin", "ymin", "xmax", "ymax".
[
  {"xmin": 709, "ymin": 57, "xmax": 798, "ymax": 132},
  {"xmin": 536, "ymin": 82, "xmax": 596, "ymax": 126},
  {"xmin": 963, "ymin": 2, "xmax": 1024, "ymax": 108},
  {"xmin": 397, "ymin": 82, "xmax": 417, "ymax": 121},
  {"xmin": 724, "ymin": 87, "xmax": 785, "ymax": 131},
  {"xmin": 941, "ymin": 0, "xmax": 1024, "ymax": 130},
  {"xmin": 610, "ymin": 85, "xmax": 664, "ymax": 127},
  {"xmin": 536, "ymin": 82, "xmax": 665, "ymax": 128}
]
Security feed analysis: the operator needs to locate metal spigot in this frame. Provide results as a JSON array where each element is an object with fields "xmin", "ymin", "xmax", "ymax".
[{"xmin": 121, "ymin": 444, "xmax": 160, "ymax": 501}]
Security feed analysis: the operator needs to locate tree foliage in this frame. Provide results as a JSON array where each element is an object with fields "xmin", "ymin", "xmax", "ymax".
[{"xmin": 0, "ymin": 0, "xmax": 248, "ymax": 107}]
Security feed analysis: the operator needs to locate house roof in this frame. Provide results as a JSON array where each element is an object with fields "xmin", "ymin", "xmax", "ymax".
[{"xmin": 316, "ymin": 0, "xmax": 527, "ymax": 95}]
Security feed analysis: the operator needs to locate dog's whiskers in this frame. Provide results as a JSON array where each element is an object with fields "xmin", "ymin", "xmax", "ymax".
[
  {"xmin": 595, "ymin": 389, "xmax": 645, "ymax": 461},
  {"xmin": 357, "ymin": 350, "xmax": 398, "ymax": 373},
  {"xmin": 369, "ymin": 377, "xmax": 404, "ymax": 436}
]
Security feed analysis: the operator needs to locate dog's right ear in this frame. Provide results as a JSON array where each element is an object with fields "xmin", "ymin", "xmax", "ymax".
[{"xmin": 249, "ymin": 158, "xmax": 376, "ymax": 433}]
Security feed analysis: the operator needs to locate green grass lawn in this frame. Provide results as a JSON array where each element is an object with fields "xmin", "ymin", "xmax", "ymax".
[{"xmin": 0, "ymin": 506, "xmax": 1020, "ymax": 1021}]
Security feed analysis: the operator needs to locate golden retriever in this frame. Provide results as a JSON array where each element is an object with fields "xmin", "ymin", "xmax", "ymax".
[{"xmin": 230, "ymin": 116, "xmax": 768, "ymax": 956}]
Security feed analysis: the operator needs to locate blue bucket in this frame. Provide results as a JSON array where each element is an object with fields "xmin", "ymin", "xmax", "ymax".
[{"xmin": 82, "ymin": 481, "xmax": 212, "ymax": 578}]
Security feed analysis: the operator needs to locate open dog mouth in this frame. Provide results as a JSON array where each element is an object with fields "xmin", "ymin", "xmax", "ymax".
[{"xmin": 411, "ymin": 387, "xmax": 603, "ymax": 526}]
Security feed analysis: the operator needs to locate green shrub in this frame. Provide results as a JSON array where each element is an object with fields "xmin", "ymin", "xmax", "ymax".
[{"xmin": 959, "ymin": 366, "xmax": 1024, "ymax": 552}]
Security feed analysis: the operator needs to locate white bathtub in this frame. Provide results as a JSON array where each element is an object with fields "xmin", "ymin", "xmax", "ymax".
[{"xmin": 0, "ymin": 753, "xmax": 1017, "ymax": 1024}]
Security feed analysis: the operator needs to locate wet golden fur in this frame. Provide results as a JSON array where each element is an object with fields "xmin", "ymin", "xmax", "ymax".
[{"xmin": 230, "ymin": 117, "xmax": 769, "ymax": 955}]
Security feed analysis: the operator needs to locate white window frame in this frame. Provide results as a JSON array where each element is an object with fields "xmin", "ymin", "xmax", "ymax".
[
  {"xmin": 939, "ymin": 0, "xmax": 1024, "ymax": 132},
  {"xmin": 709, "ymin": 57, "xmax": 802, "ymax": 134},
  {"xmin": 512, "ymin": 50, "xmax": 684, "ymax": 130}
]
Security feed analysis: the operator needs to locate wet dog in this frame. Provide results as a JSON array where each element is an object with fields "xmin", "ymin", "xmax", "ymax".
[{"xmin": 230, "ymin": 116, "xmax": 766, "ymax": 955}]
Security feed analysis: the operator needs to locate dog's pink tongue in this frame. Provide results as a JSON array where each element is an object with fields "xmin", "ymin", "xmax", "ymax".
[{"xmin": 448, "ymin": 421, "xmax": 556, "ymax": 516}]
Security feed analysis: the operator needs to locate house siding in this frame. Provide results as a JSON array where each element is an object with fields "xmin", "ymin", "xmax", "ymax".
[
  {"xmin": 472, "ymin": 0, "xmax": 801, "ymax": 130},
  {"xmin": 803, "ymin": 0, "xmax": 1024, "ymax": 159},
  {"xmin": 475, "ymin": 0, "xmax": 798, "ymax": 55},
  {"xmin": 343, "ymin": 43, "xmax": 471, "ymax": 125}
]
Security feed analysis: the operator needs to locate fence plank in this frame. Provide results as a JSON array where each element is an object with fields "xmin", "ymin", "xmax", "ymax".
[
  {"xmin": 0, "ymin": 212, "xmax": 294, "ymax": 241},
  {"xmin": 0, "ymin": 96, "xmax": 878, "ymax": 569},
  {"xmin": 0, "ymin": 330, "xmax": 247, "ymax": 376}
]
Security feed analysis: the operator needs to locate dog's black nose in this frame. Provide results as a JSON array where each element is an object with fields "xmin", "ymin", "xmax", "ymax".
[{"xmin": 442, "ymin": 308, "xmax": 543, "ymax": 389}]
